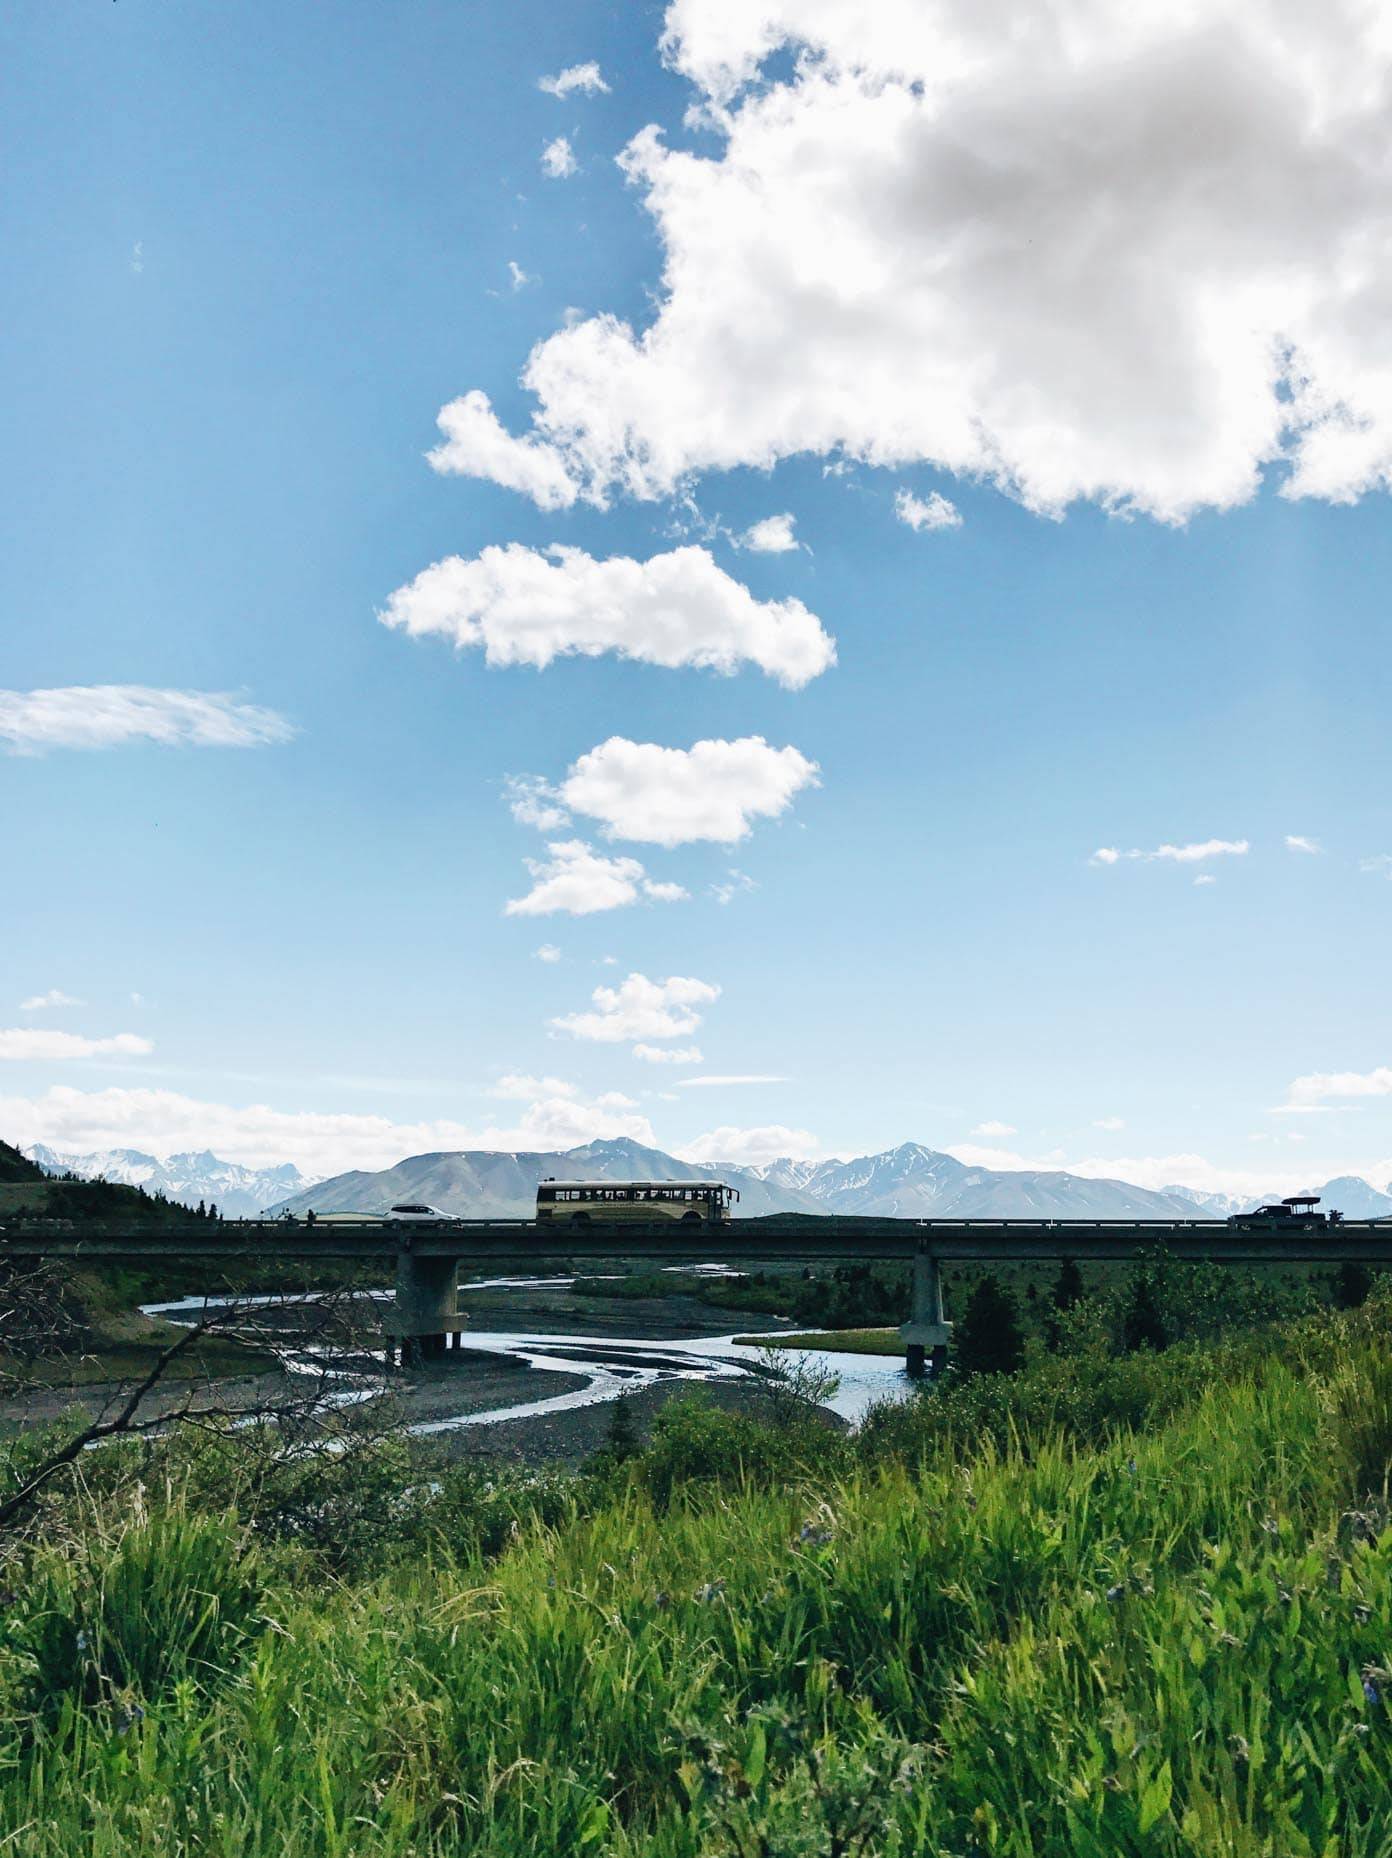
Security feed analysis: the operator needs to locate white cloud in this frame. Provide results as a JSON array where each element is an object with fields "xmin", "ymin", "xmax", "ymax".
[
  {"xmin": 1092, "ymin": 839, "xmax": 1248, "ymax": 866},
  {"xmin": 505, "ymin": 774, "xmax": 571, "ymax": 832},
  {"xmin": 129, "ymin": 992, "xmax": 146, "ymax": 1007},
  {"xmin": 1286, "ymin": 834, "xmax": 1322, "ymax": 854},
  {"xmin": 424, "ymin": 392, "xmax": 580, "ymax": 509},
  {"xmin": 1282, "ymin": 1066, "xmax": 1392, "ymax": 1108},
  {"xmin": 443, "ymin": 3, "xmax": 1392, "ymax": 523},
  {"xmin": 970, "ymin": 1120, "xmax": 1017, "ymax": 1137},
  {"xmin": 894, "ymin": 488, "xmax": 961, "ymax": 532},
  {"xmin": 381, "ymin": 542, "xmax": 835, "ymax": 688},
  {"xmin": 1193, "ymin": 875, "xmax": 1217, "ymax": 887},
  {"xmin": 539, "ymin": 61, "xmax": 609, "ymax": 97},
  {"xmin": 0, "ymin": 686, "xmax": 294, "ymax": 755},
  {"xmin": 541, "ymin": 136, "xmax": 578, "ymax": 179},
  {"xmin": 677, "ymin": 1074, "xmax": 787, "ymax": 1087},
  {"xmin": 505, "ymin": 839, "xmax": 689, "ymax": 917},
  {"xmin": 488, "ymin": 1073, "xmax": 579, "ymax": 1100},
  {"xmin": 632, "ymin": 1043, "xmax": 703, "ymax": 1064},
  {"xmin": 738, "ymin": 513, "xmax": 799, "ymax": 552},
  {"xmin": 710, "ymin": 868, "xmax": 756, "ymax": 905},
  {"xmin": 552, "ymin": 972, "xmax": 719, "ymax": 1043},
  {"xmin": 534, "ymin": 943, "xmax": 563, "ymax": 963},
  {"xmin": 508, "ymin": 260, "xmax": 536, "ymax": 291},
  {"xmin": 20, "ymin": 990, "xmax": 83, "ymax": 1011},
  {"xmin": 557, "ymin": 735, "xmax": 818, "ymax": 846},
  {"xmin": 1360, "ymin": 854, "xmax": 1392, "ymax": 879},
  {"xmin": 0, "ymin": 1029, "xmax": 152, "ymax": 1062},
  {"xmin": 0, "ymin": 1084, "xmax": 656, "ymax": 1177},
  {"xmin": 1093, "ymin": 1115, "xmax": 1126, "ymax": 1131},
  {"xmin": 679, "ymin": 1123, "xmax": 822, "ymax": 1165}
]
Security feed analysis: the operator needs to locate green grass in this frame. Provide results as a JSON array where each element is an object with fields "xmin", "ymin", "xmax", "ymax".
[
  {"xmin": 4, "ymin": 1303, "xmax": 1392, "ymax": 1854},
  {"xmin": 735, "ymin": 1326, "xmax": 906, "ymax": 1355}
]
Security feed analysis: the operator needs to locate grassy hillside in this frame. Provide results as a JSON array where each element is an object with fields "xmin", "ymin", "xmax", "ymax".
[{"xmin": 2, "ymin": 1294, "xmax": 1392, "ymax": 1853}]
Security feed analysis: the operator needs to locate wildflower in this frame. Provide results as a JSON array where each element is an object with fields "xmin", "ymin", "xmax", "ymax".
[
  {"xmin": 1106, "ymin": 1584, "xmax": 1126, "ymax": 1604},
  {"xmin": 115, "ymin": 1702, "xmax": 145, "ymax": 1737},
  {"xmin": 653, "ymin": 1590, "xmax": 671, "ymax": 1610},
  {"xmin": 1364, "ymin": 1677, "xmax": 1381, "ymax": 1708},
  {"xmin": 75, "ymin": 1630, "xmax": 89, "ymax": 1653},
  {"xmin": 794, "ymin": 1519, "xmax": 834, "ymax": 1550},
  {"xmin": 1230, "ymin": 1734, "xmax": 1250, "ymax": 1762},
  {"xmin": 1261, "ymin": 1517, "xmax": 1279, "ymax": 1537},
  {"xmin": 1126, "ymin": 1459, "xmax": 1137, "ymax": 1478},
  {"xmin": 694, "ymin": 1580, "xmax": 726, "ymax": 1605}
]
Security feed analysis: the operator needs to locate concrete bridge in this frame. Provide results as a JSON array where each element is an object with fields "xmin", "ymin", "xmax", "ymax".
[{"xmin": 5, "ymin": 1213, "xmax": 1389, "ymax": 1375}]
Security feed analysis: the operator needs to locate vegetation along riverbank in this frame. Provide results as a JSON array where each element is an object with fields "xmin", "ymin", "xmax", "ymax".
[{"xmin": 0, "ymin": 1251, "xmax": 1390, "ymax": 1854}]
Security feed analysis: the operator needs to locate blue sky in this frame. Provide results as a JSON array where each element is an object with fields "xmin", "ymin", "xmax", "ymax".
[{"xmin": 4, "ymin": 0, "xmax": 1391, "ymax": 1194}]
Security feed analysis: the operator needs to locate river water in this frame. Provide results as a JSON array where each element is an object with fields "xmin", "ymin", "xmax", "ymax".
[{"xmin": 142, "ymin": 1270, "xmax": 914, "ymax": 1434}]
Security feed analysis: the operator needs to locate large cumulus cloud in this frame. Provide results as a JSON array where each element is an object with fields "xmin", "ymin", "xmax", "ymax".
[{"xmin": 437, "ymin": 0, "xmax": 1392, "ymax": 521}]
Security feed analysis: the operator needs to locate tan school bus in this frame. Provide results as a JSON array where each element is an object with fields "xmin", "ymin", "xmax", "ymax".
[{"xmin": 535, "ymin": 1179, "xmax": 739, "ymax": 1225}]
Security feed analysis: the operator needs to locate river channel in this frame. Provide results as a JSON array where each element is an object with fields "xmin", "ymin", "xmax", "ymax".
[{"xmin": 142, "ymin": 1268, "xmax": 914, "ymax": 1437}]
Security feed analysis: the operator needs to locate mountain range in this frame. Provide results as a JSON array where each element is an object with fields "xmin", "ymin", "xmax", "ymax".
[
  {"xmin": 26, "ymin": 1145, "xmax": 316, "ymax": 1219},
  {"xmin": 265, "ymin": 1136, "xmax": 1392, "ymax": 1222},
  {"xmin": 28, "ymin": 1137, "xmax": 1392, "ymax": 1224}
]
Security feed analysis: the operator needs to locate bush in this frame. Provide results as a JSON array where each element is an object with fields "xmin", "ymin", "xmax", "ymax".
[{"xmin": 634, "ymin": 1394, "xmax": 847, "ymax": 1509}]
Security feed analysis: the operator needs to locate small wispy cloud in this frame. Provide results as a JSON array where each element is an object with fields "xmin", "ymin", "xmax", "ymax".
[
  {"xmin": 541, "ymin": 136, "xmax": 577, "ymax": 179},
  {"xmin": 508, "ymin": 260, "xmax": 536, "ymax": 292},
  {"xmin": 1285, "ymin": 835, "xmax": 1322, "ymax": 855},
  {"xmin": 632, "ymin": 1043, "xmax": 703, "ymax": 1065},
  {"xmin": 538, "ymin": 61, "xmax": 609, "ymax": 97},
  {"xmin": 0, "ymin": 686, "xmax": 295, "ymax": 755},
  {"xmin": 677, "ymin": 1074, "xmax": 788, "ymax": 1088},
  {"xmin": 505, "ymin": 774, "xmax": 569, "ymax": 832},
  {"xmin": 20, "ymin": 989, "xmax": 83, "ymax": 1012},
  {"xmin": 709, "ymin": 870, "xmax": 757, "ymax": 906},
  {"xmin": 1278, "ymin": 1065, "xmax": 1392, "ymax": 1111},
  {"xmin": 970, "ymin": 1120, "xmax": 1017, "ymax": 1137},
  {"xmin": 1092, "ymin": 1115, "xmax": 1126, "ymax": 1131},
  {"xmin": 130, "ymin": 240, "xmax": 144, "ymax": 275},
  {"xmin": 0, "ymin": 1029, "xmax": 153, "ymax": 1061},
  {"xmin": 1360, "ymin": 854, "xmax": 1392, "ymax": 880},
  {"xmin": 894, "ymin": 487, "xmax": 962, "ymax": 532},
  {"xmin": 737, "ymin": 513, "xmax": 799, "ymax": 553},
  {"xmin": 534, "ymin": 944, "xmax": 562, "ymax": 964},
  {"xmin": 1091, "ymin": 839, "xmax": 1248, "ymax": 867}
]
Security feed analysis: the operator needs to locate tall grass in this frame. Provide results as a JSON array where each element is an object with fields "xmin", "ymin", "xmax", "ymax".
[{"xmin": 3, "ymin": 1312, "xmax": 1392, "ymax": 1854}]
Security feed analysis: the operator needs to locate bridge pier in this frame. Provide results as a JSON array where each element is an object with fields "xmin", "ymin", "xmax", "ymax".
[
  {"xmin": 391, "ymin": 1251, "xmax": 466, "ymax": 1365},
  {"xmin": 899, "ymin": 1245, "xmax": 952, "ymax": 1379}
]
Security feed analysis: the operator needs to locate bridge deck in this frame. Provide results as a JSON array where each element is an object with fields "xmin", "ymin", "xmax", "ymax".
[{"xmin": 5, "ymin": 1215, "xmax": 1391, "ymax": 1268}]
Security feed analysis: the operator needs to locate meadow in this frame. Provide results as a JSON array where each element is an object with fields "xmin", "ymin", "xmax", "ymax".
[{"xmin": 1, "ymin": 1280, "xmax": 1391, "ymax": 1855}]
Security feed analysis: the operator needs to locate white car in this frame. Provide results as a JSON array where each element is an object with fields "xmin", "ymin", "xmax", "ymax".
[{"xmin": 386, "ymin": 1202, "xmax": 453, "ymax": 1223}]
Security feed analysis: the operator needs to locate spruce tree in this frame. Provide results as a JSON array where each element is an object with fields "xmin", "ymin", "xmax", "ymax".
[
  {"xmin": 1122, "ymin": 1269, "xmax": 1169, "ymax": 1351},
  {"xmin": 955, "ymin": 1273, "xmax": 1025, "ymax": 1377},
  {"xmin": 1334, "ymin": 1260, "xmax": 1373, "ymax": 1310},
  {"xmin": 1052, "ymin": 1256, "xmax": 1084, "ymax": 1313}
]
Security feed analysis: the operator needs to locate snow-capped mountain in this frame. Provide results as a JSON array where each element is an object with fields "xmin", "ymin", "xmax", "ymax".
[
  {"xmin": 273, "ymin": 1137, "xmax": 1204, "ymax": 1222},
  {"xmin": 27, "ymin": 1145, "xmax": 318, "ymax": 1218}
]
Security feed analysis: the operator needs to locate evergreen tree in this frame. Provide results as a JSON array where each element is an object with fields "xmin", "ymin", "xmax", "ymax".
[
  {"xmin": 602, "ymin": 1393, "xmax": 640, "ymax": 1464},
  {"xmin": 208, "ymin": 1202, "xmax": 219, "ymax": 1223},
  {"xmin": 1052, "ymin": 1256, "xmax": 1085, "ymax": 1314},
  {"xmin": 1334, "ymin": 1260, "xmax": 1373, "ymax": 1310},
  {"xmin": 955, "ymin": 1273, "xmax": 1025, "ymax": 1377},
  {"xmin": 1122, "ymin": 1269, "xmax": 1169, "ymax": 1352},
  {"xmin": 196, "ymin": 1199, "xmax": 207, "ymax": 1220}
]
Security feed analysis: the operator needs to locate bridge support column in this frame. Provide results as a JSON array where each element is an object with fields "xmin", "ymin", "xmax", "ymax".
[
  {"xmin": 899, "ymin": 1246, "xmax": 952, "ymax": 1379},
  {"xmin": 392, "ymin": 1252, "xmax": 466, "ymax": 1366}
]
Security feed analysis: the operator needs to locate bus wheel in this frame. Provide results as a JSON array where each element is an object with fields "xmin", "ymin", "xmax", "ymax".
[
  {"xmin": 572, "ymin": 1212, "xmax": 591, "ymax": 1225},
  {"xmin": 681, "ymin": 1210, "xmax": 702, "ymax": 1223}
]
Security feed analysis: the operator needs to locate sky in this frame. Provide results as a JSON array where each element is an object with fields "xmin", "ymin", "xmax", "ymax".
[{"xmin": 3, "ymin": 0, "xmax": 1392, "ymax": 1198}]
